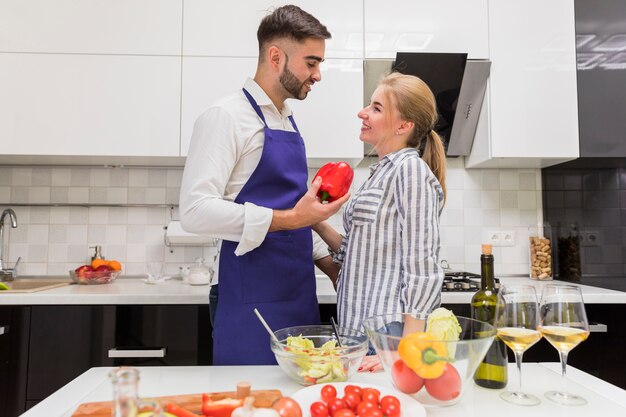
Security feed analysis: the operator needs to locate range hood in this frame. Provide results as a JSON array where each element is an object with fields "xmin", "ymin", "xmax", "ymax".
[{"xmin": 363, "ymin": 53, "xmax": 491, "ymax": 157}]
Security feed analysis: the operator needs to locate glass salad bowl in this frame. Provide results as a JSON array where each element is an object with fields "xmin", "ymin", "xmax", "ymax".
[
  {"xmin": 363, "ymin": 313, "xmax": 495, "ymax": 407},
  {"xmin": 271, "ymin": 325, "xmax": 368, "ymax": 386}
]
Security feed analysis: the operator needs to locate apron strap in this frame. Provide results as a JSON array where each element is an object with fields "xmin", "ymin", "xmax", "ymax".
[{"xmin": 243, "ymin": 88, "xmax": 300, "ymax": 133}]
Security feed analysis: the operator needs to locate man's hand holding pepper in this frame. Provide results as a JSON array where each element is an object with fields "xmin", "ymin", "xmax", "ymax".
[{"xmin": 269, "ymin": 177, "xmax": 350, "ymax": 232}]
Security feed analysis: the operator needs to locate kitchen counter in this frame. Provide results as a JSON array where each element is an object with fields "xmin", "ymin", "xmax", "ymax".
[
  {"xmin": 1, "ymin": 276, "xmax": 626, "ymax": 305},
  {"xmin": 20, "ymin": 363, "xmax": 626, "ymax": 417}
]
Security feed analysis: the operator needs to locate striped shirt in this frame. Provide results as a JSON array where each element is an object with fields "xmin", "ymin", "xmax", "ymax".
[{"xmin": 335, "ymin": 148, "xmax": 445, "ymax": 332}]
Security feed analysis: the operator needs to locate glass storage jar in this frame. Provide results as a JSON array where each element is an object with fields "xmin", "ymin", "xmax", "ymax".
[
  {"xmin": 557, "ymin": 222, "xmax": 582, "ymax": 282},
  {"xmin": 528, "ymin": 222, "xmax": 553, "ymax": 280}
]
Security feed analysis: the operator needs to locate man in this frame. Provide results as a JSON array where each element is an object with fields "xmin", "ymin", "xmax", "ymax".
[{"xmin": 180, "ymin": 5, "xmax": 347, "ymax": 365}]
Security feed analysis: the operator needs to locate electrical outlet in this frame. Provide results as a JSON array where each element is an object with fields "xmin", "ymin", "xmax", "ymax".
[
  {"xmin": 580, "ymin": 230, "xmax": 601, "ymax": 246},
  {"xmin": 486, "ymin": 230, "xmax": 516, "ymax": 246}
]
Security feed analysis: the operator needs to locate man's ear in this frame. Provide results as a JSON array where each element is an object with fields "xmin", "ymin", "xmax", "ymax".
[{"xmin": 267, "ymin": 45, "xmax": 282, "ymax": 69}]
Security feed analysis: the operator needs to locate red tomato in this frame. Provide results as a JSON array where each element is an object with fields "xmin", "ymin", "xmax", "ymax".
[
  {"xmin": 391, "ymin": 359, "xmax": 425, "ymax": 394},
  {"xmin": 321, "ymin": 385, "xmax": 338, "ymax": 403},
  {"xmin": 272, "ymin": 397, "xmax": 303, "ymax": 417},
  {"xmin": 327, "ymin": 397, "xmax": 347, "ymax": 416},
  {"xmin": 424, "ymin": 363, "xmax": 462, "ymax": 401},
  {"xmin": 343, "ymin": 385, "xmax": 362, "ymax": 398},
  {"xmin": 342, "ymin": 392, "xmax": 360, "ymax": 411},
  {"xmin": 359, "ymin": 408, "xmax": 383, "ymax": 417},
  {"xmin": 361, "ymin": 388, "xmax": 380, "ymax": 405},
  {"xmin": 333, "ymin": 410, "xmax": 356, "ymax": 417},
  {"xmin": 379, "ymin": 395, "xmax": 401, "ymax": 417},
  {"xmin": 310, "ymin": 401, "xmax": 329, "ymax": 417},
  {"xmin": 355, "ymin": 401, "xmax": 377, "ymax": 416}
]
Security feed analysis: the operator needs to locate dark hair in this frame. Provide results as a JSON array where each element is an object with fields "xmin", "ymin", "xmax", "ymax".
[
  {"xmin": 257, "ymin": 5, "xmax": 331, "ymax": 53},
  {"xmin": 380, "ymin": 72, "xmax": 447, "ymax": 202}
]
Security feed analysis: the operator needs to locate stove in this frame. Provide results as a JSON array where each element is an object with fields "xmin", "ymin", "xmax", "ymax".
[{"xmin": 442, "ymin": 271, "xmax": 500, "ymax": 292}]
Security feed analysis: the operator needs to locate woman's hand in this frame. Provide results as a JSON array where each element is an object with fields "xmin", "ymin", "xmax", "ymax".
[{"xmin": 358, "ymin": 355, "xmax": 384, "ymax": 373}]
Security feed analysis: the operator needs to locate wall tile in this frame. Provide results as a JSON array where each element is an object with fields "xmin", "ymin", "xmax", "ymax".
[
  {"xmin": 90, "ymin": 169, "xmax": 110, "ymax": 187},
  {"xmin": 463, "ymin": 189, "xmax": 482, "ymax": 208},
  {"xmin": 51, "ymin": 169, "xmax": 71, "ymax": 186},
  {"xmin": 563, "ymin": 174, "xmax": 582, "ymax": 190},
  {"xmin": 50, "ymin": 187, "xmax": 69, "ymax": 204},
  {"xmin": 148, "ymin": 170, "xmax": 167, "ymax": 187},
  {"xmin": 68, "ymin": 187, "xmax": 89, "ymax": 203},
  {"xmin": 500, "ymin": 171, "xmax": 519, "ymax": 190},
  {"xmin": 49, "ymin": 225, "xmax": 67, "ymax": 243},
  {"xmin": 500, "ymin": 190, "xmax": 518, "ymax": 208},
  {"xmin": 129, "ymin": 169, "xmax": 150, "ymax": 186},
  {"xmin": 0, "ymin": 168, "xmax": 12, "ymax": 185},
  {"xmin": 519, "ymin": 172, "xmax": 536, "ymax": 190},
  {"xmin": 71, "ymin": 169, "xmax": 90, "ymax": 186},
  {"xmin": 12, "ymin": 168, "xmax": 32, "ymax": 186},
  {"xmin": 0, "ymin": 187, "xmax": 10, "ymax": 202},
  {"xmin": 518, "ymin": 191, "xmax": 536, "ymax": 210},
  {"xmin": 31, "ymin": 168, "xmax": 51, "ymax": 186},
  {"xmin": 482, "ymin": 171, "xmax": 500, "ymax": 190}
]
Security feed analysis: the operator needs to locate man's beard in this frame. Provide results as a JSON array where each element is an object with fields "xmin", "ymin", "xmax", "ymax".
[{"xmin": 279, "ymin": 56, "xmax": 308, "ymax": 100}]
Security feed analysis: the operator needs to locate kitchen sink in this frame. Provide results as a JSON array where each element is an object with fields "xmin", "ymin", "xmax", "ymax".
[{"xmin": 0, "ymin": 278, "xmax": 71, "ymax": 293}]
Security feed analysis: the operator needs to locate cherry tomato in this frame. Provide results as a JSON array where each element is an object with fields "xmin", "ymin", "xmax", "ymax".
[
  {"xmin": 333, "ymin": 410, "xmax": 356, "ymax": 417},
  {"xmin": 424, "ymin": 363, "xmax": 462, "ymax": 401},
  {"xmin": 343, "ymin": 385, "xmax": 362, "ymax": 398},
  {"xmin": 359, "ymin": 408, "xmax": 383, "ymax": 417},
  {"xmin": 272, "ymin": 397, "xmax": 303, "ymax": 417},
  {"xmin": 321, "ymin": 384, "xmax": 338, "ymax": 403},
  {"xmin": 310, "ymin": 401, "xmax": 329, "ymax": 417},
  {"xmin": 379, "ymin": 395, "xmax": 401, "ymax": 417},
  {"xmin": 342, "ymin": 392, "xmax": 360, "ymax": 411},
  {"xmin": 361, "ymin": 388, "xmax": 380, "ymax": 405},
  {"xmin": 327, "ymin": 397, "xmax": 347, "ymax": 416},
  {"xmin": 355, "ymin": 401, "xmax": 377, "ymax": 416},
  {"xmin": 391, "ymin": 358, "xmax": 424, "ymax": 394}
]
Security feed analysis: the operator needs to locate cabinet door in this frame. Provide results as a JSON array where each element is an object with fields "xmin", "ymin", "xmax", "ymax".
[
  {"xmin": 467, "ymin": 0, "xmax": 579, "ymax": 167},
  {"xmin": 0, "ymin": 0, "xmax": 182, "ymax": 55},
  {"xmin": 0, "ymin": 54, "xmax": 181, "ymax": 157},
  {"xmin": 26, "ymin": 306, "xmax": 115, "ymax": 402},
  {"xmin": 183, "ymin": 0, "xmax": 362, "ymax": 59},
  {"xmin": 364, "ymin": 0, "xmax": 489, "ymax": 59},
  {"xmin": 0, "ymin": 307, "xmax": 30, "ymax": 417}
]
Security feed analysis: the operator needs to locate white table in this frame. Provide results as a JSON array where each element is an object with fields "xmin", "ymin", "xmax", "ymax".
[{"xmin": 20, "ymin": 363, "xmax": 626, "ymax": 417}]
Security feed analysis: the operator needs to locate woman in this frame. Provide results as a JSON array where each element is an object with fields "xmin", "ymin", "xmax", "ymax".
[{"xmin": 314, "ymin": 72, "xmax": 446, "ymax": 371}]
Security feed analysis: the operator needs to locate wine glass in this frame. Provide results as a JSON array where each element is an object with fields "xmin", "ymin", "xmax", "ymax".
[
  {"xmin": 495, "ymin": 285, "xmax": 543, "ymax": 406},
  {"xmin": 539, "ymin": 284, "xmax": 590, "ymax": 405}
]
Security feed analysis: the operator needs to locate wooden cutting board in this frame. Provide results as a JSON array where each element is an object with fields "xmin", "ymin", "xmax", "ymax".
[{"xmin": 71, "ymin": 389, "xmax": 283, "ymax": 417}]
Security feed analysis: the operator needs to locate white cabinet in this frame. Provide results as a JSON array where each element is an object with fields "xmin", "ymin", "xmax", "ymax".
[
  {"xmin": 0, "ymin": 54, "xmax": 181, "ymax": 157},
  {"xmin": 0, "ymin": 0, "xmax": 182, "ymax": 55},
  {"xmin": 364, "ymin": 0, "xmax": 489, "ymax": 59},
  {"xmin": 183, "ymin": 0, "xmax": 363, "ymax": 59},
  {"xmin": 466, "ymin": 0, "xmax": 579, "ymax": 168},
  {"xmin": 181, "ymin": 57, "xmax": 364, "ymax": 166}
]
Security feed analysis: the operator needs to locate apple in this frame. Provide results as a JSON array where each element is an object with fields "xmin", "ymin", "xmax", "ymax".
[
  {"xmin": 75, "ymin": 264, "xmax": 94, "ymax": 278},
  {"xmin": 95, "ymin": 264, "xmax": 113, "ymax": 272}
]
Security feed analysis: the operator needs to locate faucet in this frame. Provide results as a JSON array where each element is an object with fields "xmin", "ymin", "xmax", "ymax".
[{"xmin": 0, "ymin": 208, "xmax": 20, "ymax": 281}]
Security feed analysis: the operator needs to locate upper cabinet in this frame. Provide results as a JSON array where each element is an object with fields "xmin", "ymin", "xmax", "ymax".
[
  {"xmin": 466, "ymin": 0, "xmax": 579, "ymax": 168},
  {"xmin": 0, "ymin": 0, "xmax": 182, "ymax": 55},
  {"xmin": 364, "ymin": 0, "xmax": 489, "ymax": 59},
  {"xmin": 183, "ymin": 0, "xmax": 363, "ymax": 59}
]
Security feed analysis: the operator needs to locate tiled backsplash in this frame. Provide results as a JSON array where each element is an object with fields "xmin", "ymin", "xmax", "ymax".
[
  {"xmin": 0, "ymin": 159, "xmax": 542, "ymax": 277},
  {"xmin": 542, "ymin": 166, "xmax": 626, "ymax": 276}
]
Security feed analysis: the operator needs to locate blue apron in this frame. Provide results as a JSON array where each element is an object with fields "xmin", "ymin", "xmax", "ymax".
[{"xmin": 212, "ymin": 88, "xmax": 320, "ymax": 365}]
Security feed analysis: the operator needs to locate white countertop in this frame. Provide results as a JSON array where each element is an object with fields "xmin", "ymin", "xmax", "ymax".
[
  {"xmin": 20, "ymin": 363, "xmax": 626, "ymax": 417},
  {"xmin": 1, "ymin": 276, "xmax": 626, "ymax": 305}
]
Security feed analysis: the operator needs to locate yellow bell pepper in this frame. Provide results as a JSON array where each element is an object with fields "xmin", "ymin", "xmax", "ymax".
[{"xmin": 397, "ymin": 331, "xmax": 451, "ymax": 379}]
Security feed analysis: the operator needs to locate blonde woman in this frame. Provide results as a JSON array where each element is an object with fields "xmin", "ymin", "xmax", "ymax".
[{"xmin": 314, "ymin": 72, "xmax": 447, "ymax": 371}]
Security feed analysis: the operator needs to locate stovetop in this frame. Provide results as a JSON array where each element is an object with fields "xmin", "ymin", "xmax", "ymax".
[{"xmin": 442, "ymin": 271, "xmax": 500, "ymax": 292}]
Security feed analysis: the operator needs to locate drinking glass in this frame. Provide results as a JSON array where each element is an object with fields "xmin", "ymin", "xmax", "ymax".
[
  {"xmin": 495, "ymin": 285, "xmax": 542, "ymax": 406},
  {"xmin": 145, "ymin": 262, "xmax": 164, "ymax": 284},
  {"xmin": 539, "ymin": 284, "xmax": 590, "ymax": 405}
]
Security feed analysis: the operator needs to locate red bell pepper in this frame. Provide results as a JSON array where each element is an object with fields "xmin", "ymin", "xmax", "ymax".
[
  {"xmin": 165, "ymin": 403, "xmax": 200, "ymax": 417},
  {"xmin": 314, "ymin": 162, "xmax": 354, "ymax": 202},
  {"xmin": 201, "ymin": 394, "xmax": 243, "ymax": 417}
]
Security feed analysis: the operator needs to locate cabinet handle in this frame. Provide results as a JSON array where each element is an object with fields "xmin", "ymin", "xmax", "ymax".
[
  {"xmin": 108, "ymin": 347, "xmax": 166, "ymax": 358},
  {"xmin": 0, "ymin": 325, "xmax": 7, "ymax": 336},
  {"xmin": 589, "ymin": 322, "xmax": 607, "ymax": 333}
]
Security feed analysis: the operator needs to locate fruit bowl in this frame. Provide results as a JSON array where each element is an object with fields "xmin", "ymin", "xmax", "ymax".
[
  {"xmin": 362, "ymin": 313, "xmax": 495, "ymax": 407},
  {"xmin": 69, "ymin": 269, "xmax": 121, "ymax": 285},
  {"xmin": 270, "ymin": 325, "xmax": 368, "ymax": 386}
]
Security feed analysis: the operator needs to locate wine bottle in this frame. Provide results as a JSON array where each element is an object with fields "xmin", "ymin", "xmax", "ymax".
[{"xmin": 472, "ymin": 244, "xmax": 508, "ymax": 389}]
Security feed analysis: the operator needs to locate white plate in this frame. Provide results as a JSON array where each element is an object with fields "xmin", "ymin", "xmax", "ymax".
[{"xmin": 291, "ymin": 381, "xmax": 426, "ymax": 417}]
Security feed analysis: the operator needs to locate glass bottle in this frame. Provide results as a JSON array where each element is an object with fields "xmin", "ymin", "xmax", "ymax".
[
  {"xmin": 110, "ymin": 367, "xmax": 161, "ymax": 417},
  {"xmin": 472, "ymin": 244, "xmax": 508, "ymax": 388},
  {"xmin": 557, "ymin": 222, "xmax": 582, "ymax": 282}
]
